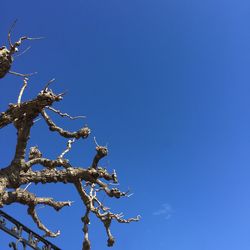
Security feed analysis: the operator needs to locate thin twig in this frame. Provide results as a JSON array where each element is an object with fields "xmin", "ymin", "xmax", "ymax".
[
  {"xmin": 108, "ymin": 182, "xmax": 120, "ymax": 186},
  {"xmin": 57, "ymin": 90, "xmax": 68, "ymax": 97},
  {"xmin": 17, "ymin": 77, "xmax": 28, "ymax": 105},
  {"xmin": 46, "ymin": 106, "xmax": 86, "ymax": 120},
  {"xmin": 43, "ymin": 78, "xmax": 55, "ymax": 91},
  {"xmin": 15, "ymin": 46, "xmax": 31, "ymax": 58},
  {"xmin": 9, "ymin": 71, "xmax": 37, "ymax": 78},
  {"xmin": 58, "ymin": 138, "xmax": 76, "ymax": 159},
  {"xmin": 94, "ymin": 136, "xmax": 100, "ymax": 146},
  {"xmin": 33, "ymin": 118, "xmax": 41, "ymax": 123},
  {"xmin": 23, "ymin": 182, "xmax": 32, "ymax": 191},
  {"xmin": 8, "ymin": 19, "xmax": 18, "ymax": 47},
  {"xmin": 126, "ymin": 193, "xmax": 134, "ymax": 198},
  {"xmin": 25, "ymin": 36, "xmax": 45, "ymax": 41}
]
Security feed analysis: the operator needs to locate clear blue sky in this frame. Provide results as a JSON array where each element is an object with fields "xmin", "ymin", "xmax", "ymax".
[{"xmin": 1, "ymin": 0, "xmax": 250, "ymax": 249}]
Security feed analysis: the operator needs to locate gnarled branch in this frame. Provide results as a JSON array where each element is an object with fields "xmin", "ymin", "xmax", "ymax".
[{"xmin": 0, "ymin": 82, "xmax": 139, "ymax": 249}]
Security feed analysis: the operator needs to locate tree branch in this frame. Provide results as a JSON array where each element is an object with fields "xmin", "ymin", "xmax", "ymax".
[
  {"xmin": 2, "ymin": 188, "xmax": 72, "ymax": 237},
  {"xmin": 46, "ymin": 106, "xmax": 86, "ymax": 120},
  {"xmin": 0, "ymin": 82, "xmax": 139, "ymax": 249},
  {"xmin": 41, "ymin": 110, "xmax": 90, "ymax": 139}
]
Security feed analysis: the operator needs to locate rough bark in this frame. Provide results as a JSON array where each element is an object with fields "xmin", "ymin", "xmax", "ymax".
[{"xmin": 0, "ymin": 81, "xmax": 139, "ymax": 249}]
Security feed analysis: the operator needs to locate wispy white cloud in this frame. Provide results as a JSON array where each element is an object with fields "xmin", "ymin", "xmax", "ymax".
[{"xmin": 153, "ymin": 203, "xmax": 173, "ymax": 220}]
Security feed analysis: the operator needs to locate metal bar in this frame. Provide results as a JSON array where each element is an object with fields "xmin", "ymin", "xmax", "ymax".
[{"xmin": 0, "ymin": 210, "xmax": 61, "ymax": 250}]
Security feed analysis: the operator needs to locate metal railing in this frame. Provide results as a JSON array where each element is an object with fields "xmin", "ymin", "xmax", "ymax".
[{"xmin": 0, "ymin": 210, "xmax": 61, "ymax": 250}]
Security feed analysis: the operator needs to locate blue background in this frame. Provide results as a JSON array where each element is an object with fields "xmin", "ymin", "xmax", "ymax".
[{"xmin": 1, "ymin": 0, "xmax": 250, "ymax": 249}]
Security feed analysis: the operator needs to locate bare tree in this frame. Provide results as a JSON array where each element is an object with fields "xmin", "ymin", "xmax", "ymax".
[{"xmin": 0, "ymin": 25, "xmax": 139, "ymax": 250}]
